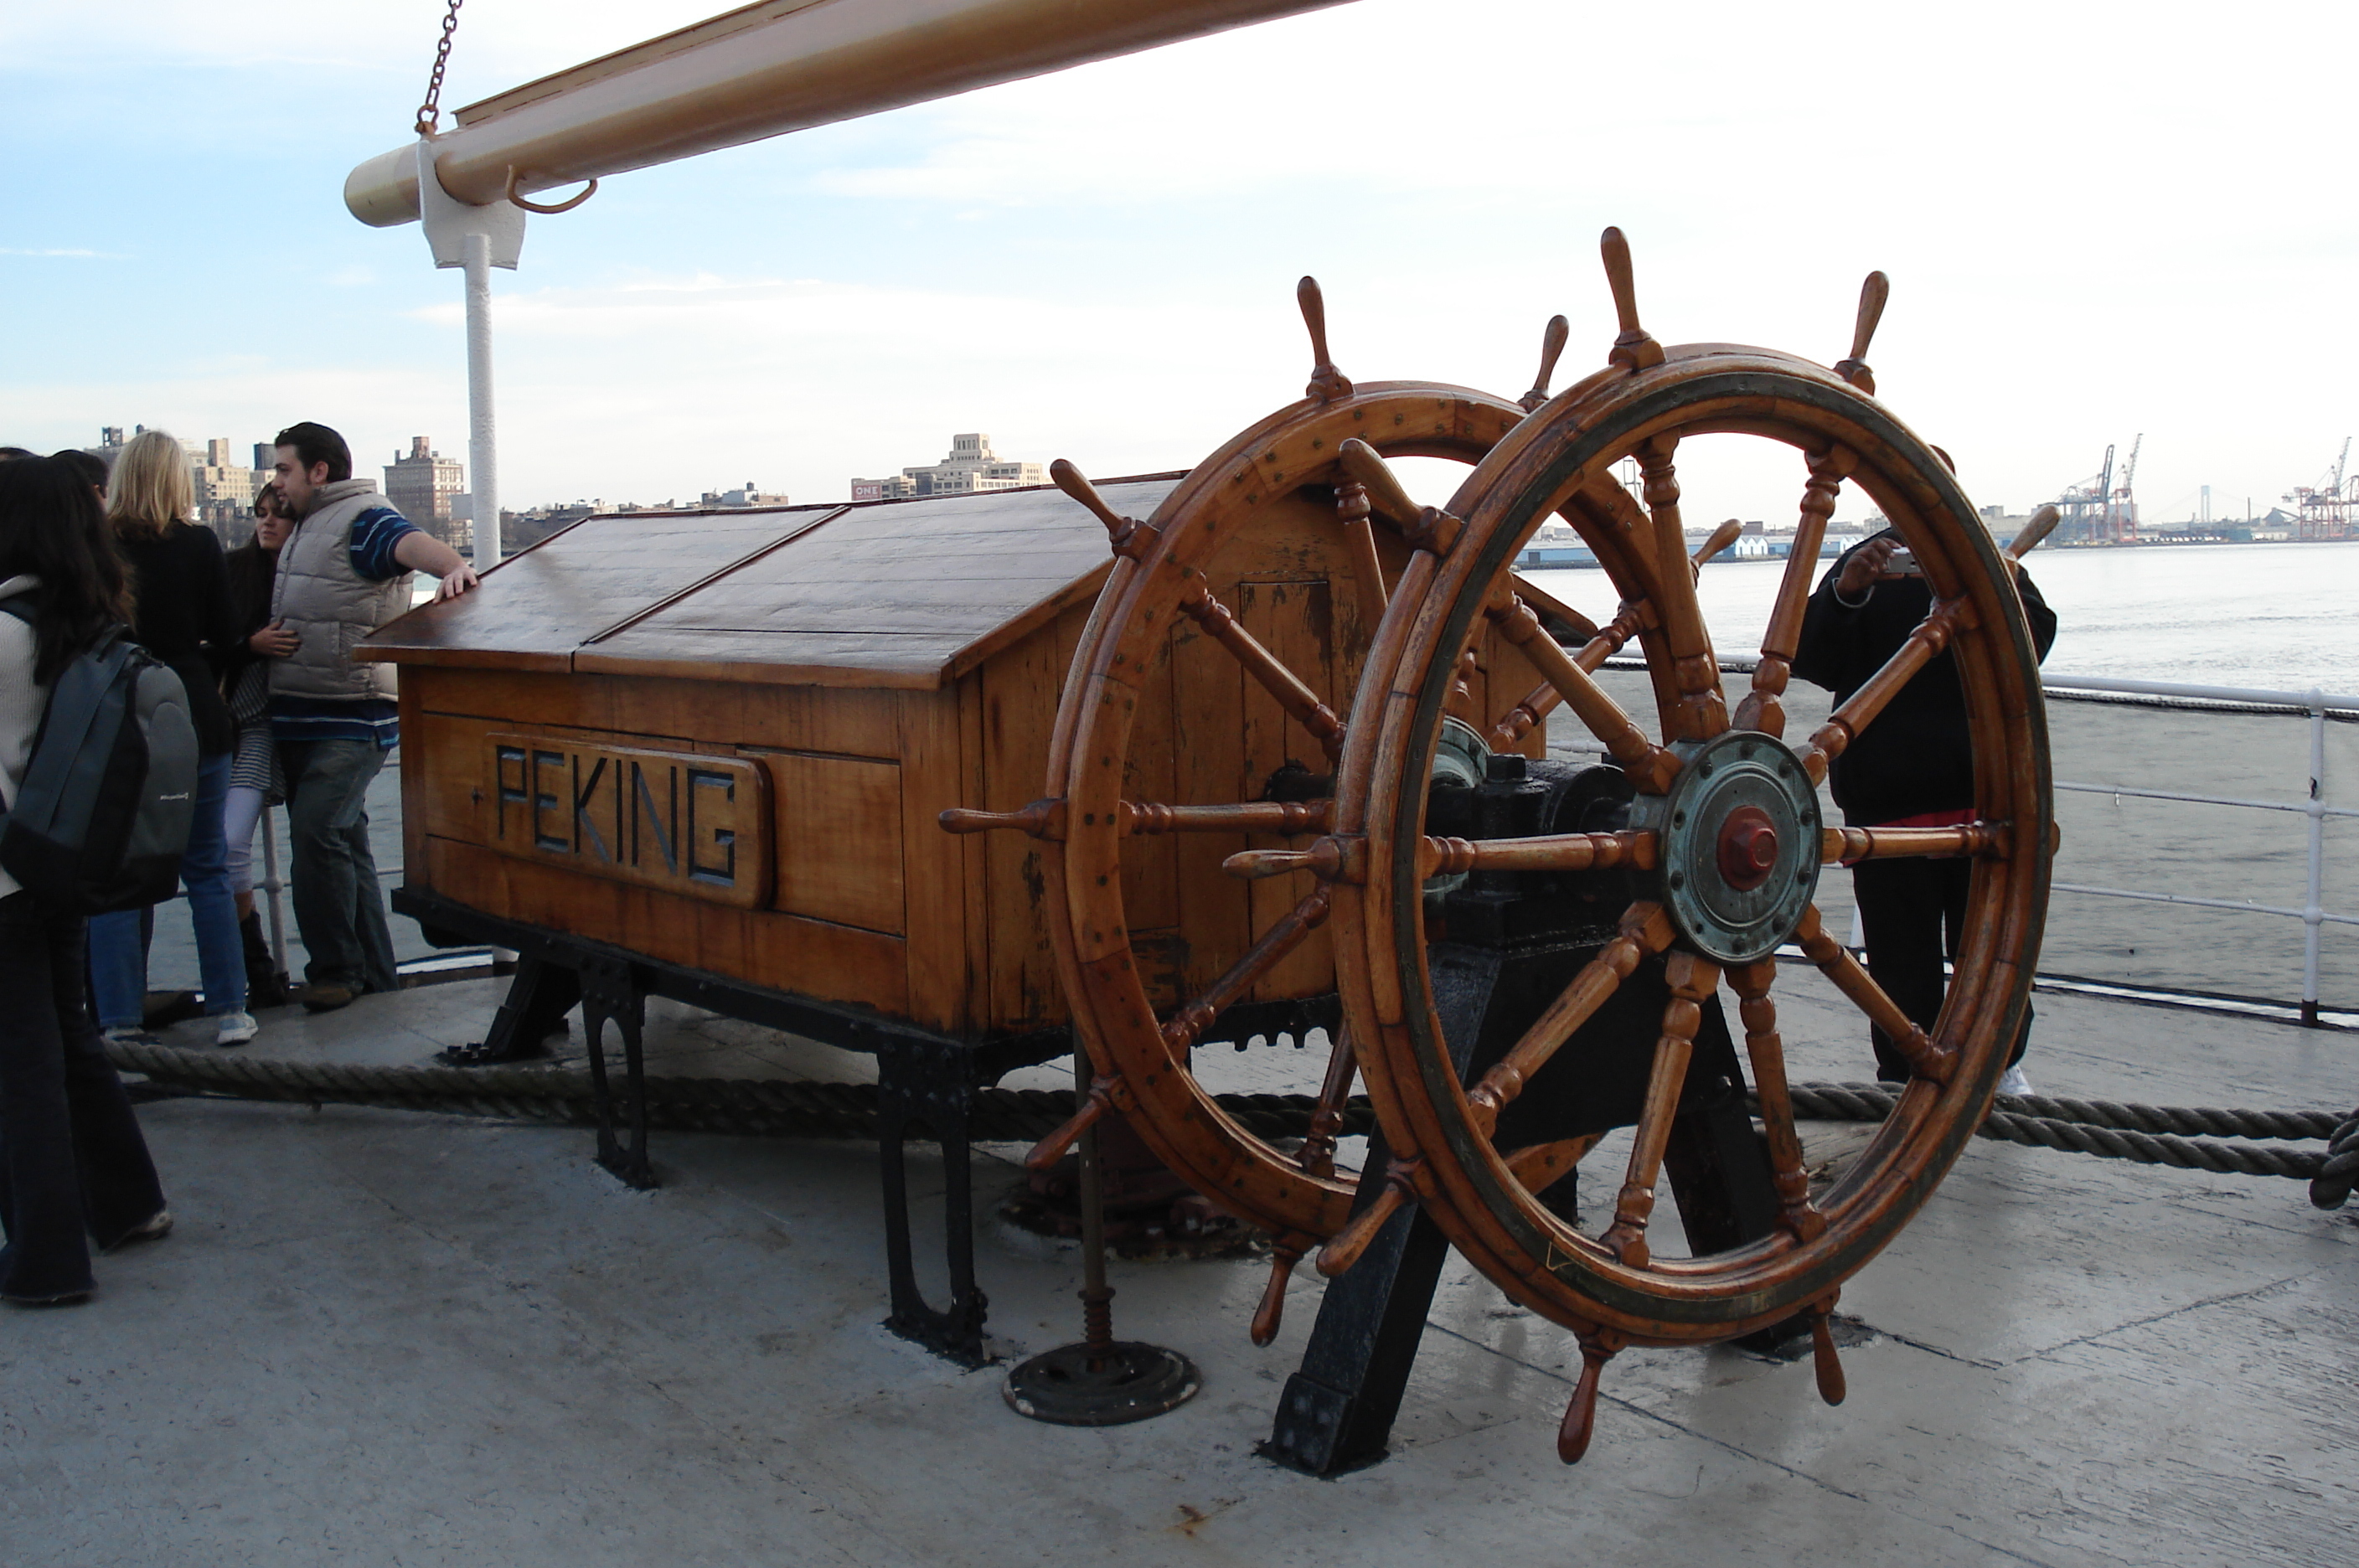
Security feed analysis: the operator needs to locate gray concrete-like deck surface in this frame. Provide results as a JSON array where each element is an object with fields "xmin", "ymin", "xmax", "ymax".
[{"xmin": 4, "ymin": 972, "xmax": 2354, "ymax": 1567}]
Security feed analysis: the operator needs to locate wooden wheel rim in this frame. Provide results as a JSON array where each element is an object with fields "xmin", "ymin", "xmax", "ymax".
[
  {"xmin": 1333, "ymin": 347, "xmax": 2053, "ymax": 1338},
  {"xmin": 1047, "ymin": 382, "xmax": 1526, "ymax": 1242}
]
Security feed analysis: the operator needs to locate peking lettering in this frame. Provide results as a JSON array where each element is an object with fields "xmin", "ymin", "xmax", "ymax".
[{"xmin": 487, "ymin": 734, "xmax": 770, "ymax": 908}]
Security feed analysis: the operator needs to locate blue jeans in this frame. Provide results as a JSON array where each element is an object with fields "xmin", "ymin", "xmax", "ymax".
[
  {"xmin": 0, "ymin": 891, "xmax": 166, "ymax": 1299},
  {"xmin": 278, "ymin": 738, "xmax": 398, "ymax": 993},
  {"xmin": 89, "ymin": 753, "xmax": 245, "ymax": 1028}
]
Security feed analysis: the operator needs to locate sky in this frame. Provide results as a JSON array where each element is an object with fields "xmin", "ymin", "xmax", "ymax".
[{"xmin": 3, "ymin": 0, "xmax": 2354, "ymax": 525}]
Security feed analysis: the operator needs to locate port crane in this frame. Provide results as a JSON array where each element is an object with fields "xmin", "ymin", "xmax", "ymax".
[
  {"xmin": 2053, "ymin": 436, "xmax": 2140, "ymax": 543},
  {"xmin": 2287, "ymin": 436, "xmax": 2355, "ymax": 540}
]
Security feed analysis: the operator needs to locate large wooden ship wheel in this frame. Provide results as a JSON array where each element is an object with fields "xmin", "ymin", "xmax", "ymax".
[
  {"xmin": 960, "ymin": 281, "xmax": 1567, "ymax": 1344},
  {"xmin": 1284, "ymin": 232, "xmax": 2053, "ymax": 1459}
]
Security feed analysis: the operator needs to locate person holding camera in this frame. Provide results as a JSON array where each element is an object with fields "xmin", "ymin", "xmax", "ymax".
[{"xmin": 1793, "ymin": 527, "xmax": 2057, "ymax": 1092}]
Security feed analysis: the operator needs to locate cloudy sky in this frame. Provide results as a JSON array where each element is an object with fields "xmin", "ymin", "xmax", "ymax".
[{"xmin": 3, "ymin": 1, "xmax": 2353, "ymax": 524}]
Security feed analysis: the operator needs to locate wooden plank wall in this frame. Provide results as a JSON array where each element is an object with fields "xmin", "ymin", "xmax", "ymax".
[{"xmin": 405, "ymin": 667, "xmax": 939, "ymax": 1026}]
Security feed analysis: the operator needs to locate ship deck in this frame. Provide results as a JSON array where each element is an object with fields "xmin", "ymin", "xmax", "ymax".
[{"xmin": 7, "ymin": 968, "xmax": 2353, "ymax": 1567}]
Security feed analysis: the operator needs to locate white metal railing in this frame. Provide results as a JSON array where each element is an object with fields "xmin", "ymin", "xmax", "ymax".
[{"xmin": 2042, "ymin": 674, "xmax": 2359, "ymax": 1025}]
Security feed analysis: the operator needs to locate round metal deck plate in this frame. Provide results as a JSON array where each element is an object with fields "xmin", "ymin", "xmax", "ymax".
[
  {"xmin": 1639, "ymin": 730, "xmax": 1821, "ymax": 965},
  {"xmin": 1003, "ymin": 1341, "xmax": 1202, "ymax": 1426}
]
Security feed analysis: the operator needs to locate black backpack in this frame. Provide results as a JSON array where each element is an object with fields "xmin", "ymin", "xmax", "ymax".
[{"xmin": 0, "ymin": 593, "xmax": 199, "ymax": 914}]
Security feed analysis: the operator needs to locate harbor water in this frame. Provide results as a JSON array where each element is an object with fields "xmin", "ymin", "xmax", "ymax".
[{"xmin": 147, "ymin": 542, "xmax": 2359, "ymax": 1019}]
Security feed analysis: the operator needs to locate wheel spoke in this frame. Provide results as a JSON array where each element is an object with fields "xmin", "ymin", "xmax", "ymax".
[
  {"xmin": 1297, "ymin": 1021, "xmax": 1361, "ymax": 1181},
  {"xmin": 1337, "ymin": 438, "xmax": 1465, "ymax": 555},
  {"xmin": 1632, "ymin": 436, "xmax": 1728, "ymax": 739},
  {"xmin": 942, "ymin": 797, "xmax": 1333, "ymax": 839},
  {"xmin": 1791, "ymin": 905, "xmax": 1954, "ymax": 1081},
  {"xmin": 1160, "ymin": 886, "xmax": 1334, "ymax": 1052},
  {"xmin": 1735, "ymin": 446, "xmax": 1855, "ymax": 737},
  {"xmin": 1492, "ymin": 507, "xmax": 1745, "ymax": 750},
  {"xmin": 1332, "ymin": 478, "xmax": 1390, "ymax": 621},
  {"xmin": 1418, "ymin": 829, "xmax": 1657, "ymax": 879},
  {"xmin": 1485, "ymin": 592, "xmax": 1679, "ymax": 792},
  {"xmin": 1822, "ymin": 821, "xmax": 2005, "ymax": 864},
  {"xmin": 1798, "ymin": 594, "xmax": 1972, "ymax": 785},
  {"xmin": 1726, "ymin": 959, "xmax": 1823, "ymax": 1242},
  {"xmin": 1123, "ymin": 799, "xmax": 1330, "ymax": 836},
  {"xmin": 1598, "ymin": 952, "xmax": 1718, "ymax": 1267},
  {"xmin": 1179, "ymin": 581, "xmax": 1348, "ymax": 763},
  {"xmin": 1463, "ymin": 903, "xmax": 1675, "ymax": 1136}
]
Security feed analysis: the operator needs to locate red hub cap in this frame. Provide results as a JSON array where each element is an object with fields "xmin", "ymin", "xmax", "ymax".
[{"xmin": 1716, "ymin": 806, "xmax": 1778, "ymax": 892}]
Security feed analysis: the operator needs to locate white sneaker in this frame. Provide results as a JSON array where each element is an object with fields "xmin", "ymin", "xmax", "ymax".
[
  {"xmin": 1996, "ymin": 1065, "xmax": 2033, "ymax": 1098},
  {"xmin": 214, "ymin": 1011, "xmax": 259, "ymax": 1047}
]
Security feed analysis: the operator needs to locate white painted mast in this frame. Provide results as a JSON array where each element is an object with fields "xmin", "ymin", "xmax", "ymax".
[{"xmin": 414, "ymin": 137, "xmax": 524, "ymax": 570}]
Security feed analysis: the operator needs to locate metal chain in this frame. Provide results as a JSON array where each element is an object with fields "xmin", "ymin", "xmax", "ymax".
[{"xmin": 415, "ymin": 0, "xmax": 466, "ymax": 138}]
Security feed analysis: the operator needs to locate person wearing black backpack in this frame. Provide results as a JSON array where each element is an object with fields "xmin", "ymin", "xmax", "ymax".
[{"xmin": 0, "ymin": 456, "xmax": 169, "ymax": 1306}]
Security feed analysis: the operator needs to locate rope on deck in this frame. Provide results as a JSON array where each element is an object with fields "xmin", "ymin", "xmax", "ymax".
[
  {"xmin": 104, "ymin": 1041, "xmax": 2346, "ymax": 1189},
  {"xmin": 1778, "ymin": 1082, "xmax": 2329, "ymax": 1182},
  {"xmin": 99, "ymin": 1039, "xmax": 1378, "ymax": 1145},
  {"xmin": 2314, "ymin": 1109, "xmax": 2359, "ymax": 1210}
]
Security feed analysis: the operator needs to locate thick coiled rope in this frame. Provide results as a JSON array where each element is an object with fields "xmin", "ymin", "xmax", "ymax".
[
  {"xmin": 106, "ymin": 1041, "xmax": 2346, "ymax": 1194},
  {"xmin": 1777, "ymin": 1081, "xmax": 2333, "ymax": 1184},
  {"xmin": 2313, "ymin": 1109, "xmax": 2359, "ymax": 1210},
  {"xmin": 102, "ymin": 1039, "xmax": 1378, "ymax": 1145}
]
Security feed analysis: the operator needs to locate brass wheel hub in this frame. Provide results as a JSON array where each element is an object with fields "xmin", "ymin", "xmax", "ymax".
[{"xmin": 1635, "ymin": 729, "xmax": 1821, "ymax": 964}]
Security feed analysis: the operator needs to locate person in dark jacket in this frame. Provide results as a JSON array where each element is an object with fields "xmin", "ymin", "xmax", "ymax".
[
  {"xmin": 85, "ymin": 430, "xmax": 256, "ymax": 1047},
  {"xmin": 0, "ymin": 455, "xmax": 170, "ymax": 1304},
  {"xmin": 1791, "ymin": 526, "xmax": 2057, "ymax": 1090}
]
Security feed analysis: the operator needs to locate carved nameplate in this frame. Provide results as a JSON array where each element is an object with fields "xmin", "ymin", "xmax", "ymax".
[{"xmin": 484, "ymin": 733, "xmax": 771, "ymax": 908}]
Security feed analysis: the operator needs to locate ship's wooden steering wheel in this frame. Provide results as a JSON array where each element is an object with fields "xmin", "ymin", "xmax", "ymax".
[
  {"xmin": 963, "ymin": 281, "xmax": 1551, "ymax": 1344},
  {"xmin": 1293, "ymin": 232, "xmax": 2053, "ymax": 1460}
]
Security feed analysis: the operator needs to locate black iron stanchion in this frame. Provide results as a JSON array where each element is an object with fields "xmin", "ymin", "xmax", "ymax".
[{"xmin": 1004, "ymin": 1058, "xmax": 1200, "ymax": 1426}]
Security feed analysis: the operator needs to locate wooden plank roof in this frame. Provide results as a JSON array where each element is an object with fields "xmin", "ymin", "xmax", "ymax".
[
  {"xmin": 359, "ymin": 476, "xmax": 1182, "ymax": 689},
  {"xmin": 359, "ymin": 471, "xmax": 1598, "ymax": 691}
]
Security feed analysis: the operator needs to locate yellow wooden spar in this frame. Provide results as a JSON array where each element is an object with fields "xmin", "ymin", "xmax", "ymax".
[{"xmin": 346, "ymin": 0, "xmax": 1350, "ymax": 226}]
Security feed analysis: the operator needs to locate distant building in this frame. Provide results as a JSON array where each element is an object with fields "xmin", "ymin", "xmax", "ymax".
[
  {"xmin": 385, "ymin": 436, "xmax": 470, "ymax": 552},
  {"xmin": 193, "ymin": 436, "xmax": 261, "ymax": 518},
  {"xmin": 699, "ymin": 482, "xmax": 790, "ymax": 508},
  {"xmin": 852, "ymin": 433, "xmax": 1046, "ymax": 502}
]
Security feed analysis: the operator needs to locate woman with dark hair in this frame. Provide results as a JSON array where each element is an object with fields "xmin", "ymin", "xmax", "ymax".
[
  {"xmin": 0, "ymin": 456, "xmax": 169, "ymax": 1305},
  {"xmin": 85, "ymin": 429, "xmax": 255, "ymax": 1047},
  {"xmin": 219, "ymin": 484, "xmax": 292, "ymax": 1006}
]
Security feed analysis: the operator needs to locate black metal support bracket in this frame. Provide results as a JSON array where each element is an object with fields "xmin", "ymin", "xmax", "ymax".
[
  {"xmin": 391, "ymin": 887, "xmax": 1070, "ymax": 1363},
  {"xmin": 1265, "ymin": 755, "xmax": 1783, "ymax": 1474},
  {"xmin": 436, "ymin": 957, "xmax": 580, "ymax": 1067},
  {"xmin": 578, "ymin": 956, "xmax": 654, "ymax": 1190},
  {"xmin": 876, "ymin": 1034, "xmax": 990, "ymax": 1366}
]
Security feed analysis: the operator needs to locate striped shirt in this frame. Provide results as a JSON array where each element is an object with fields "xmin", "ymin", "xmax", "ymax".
[
  {"xmin": 271, "ymin": 694, "xmax": 400, "ymax": 750},
  {"xmin": 267, "ymin": 503, "xmax": 420, "ymax": 750},
  {"xmin": 348, "ymin": 506, "xmax": 421, "ymax": 580}
]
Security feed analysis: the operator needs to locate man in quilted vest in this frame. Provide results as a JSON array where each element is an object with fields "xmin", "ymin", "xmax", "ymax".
[{"xmin": 258, "ymin": 422, "xmax": 477, "ymax": 1012}]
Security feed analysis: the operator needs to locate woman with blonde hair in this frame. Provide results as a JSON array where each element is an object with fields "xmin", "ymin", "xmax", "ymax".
[{"xmin": 86, "ymin": 430, "xmax": 254, "ymax": 1046}]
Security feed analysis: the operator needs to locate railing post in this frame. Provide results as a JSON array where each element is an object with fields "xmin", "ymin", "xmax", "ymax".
[
  {"xmin": 2304, "ymin": 691, "xmax": 2325, "ymax": 1027},
  {"xmin": 261, "ymin": 803, "xmax": 290, "ymax": 975}
]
